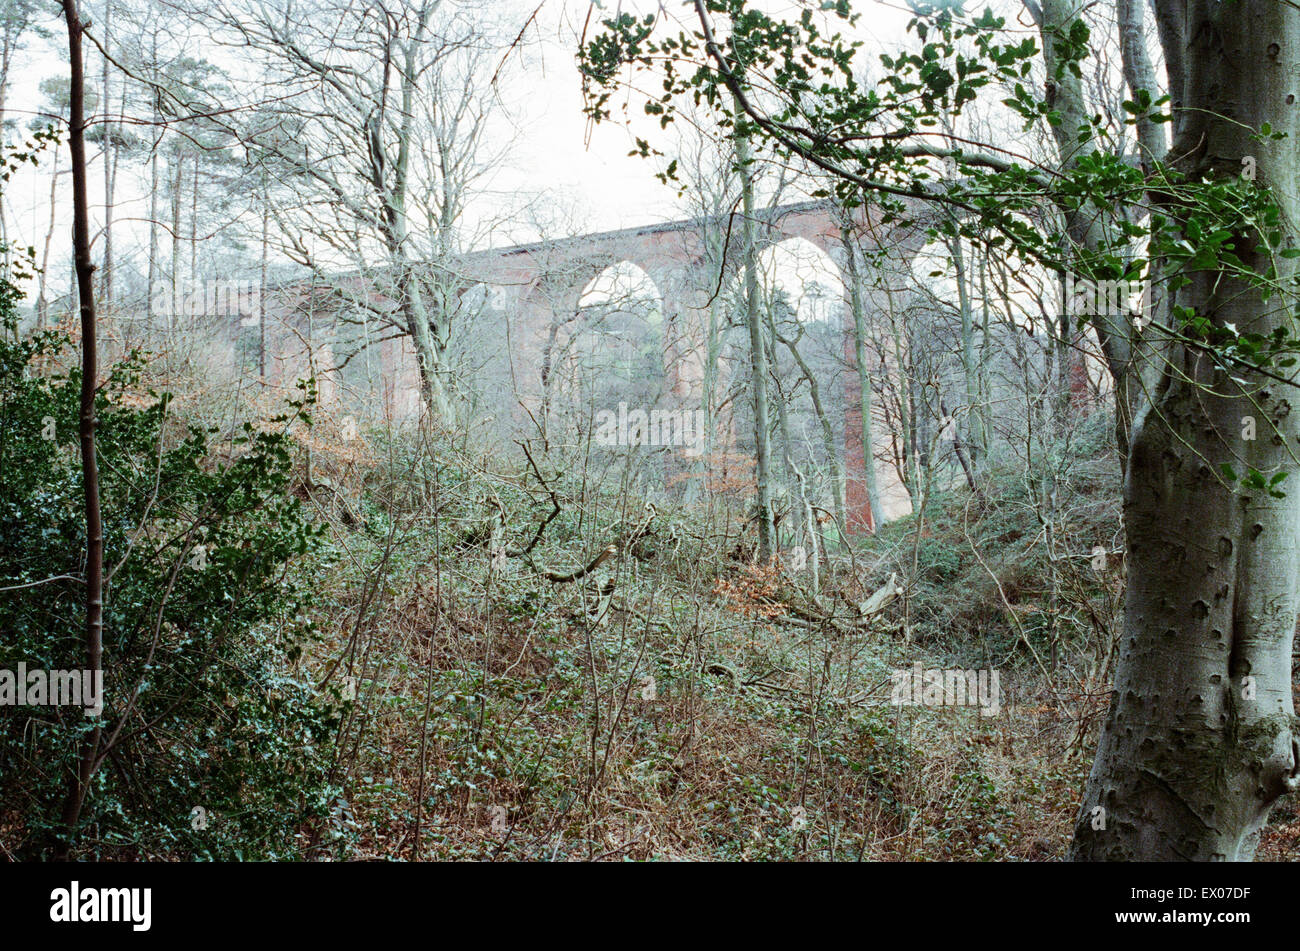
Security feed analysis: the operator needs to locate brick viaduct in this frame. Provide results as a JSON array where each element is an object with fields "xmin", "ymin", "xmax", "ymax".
[{"xmin": 262, "ymin": 199, "xmax": 934, "ymax": 533}]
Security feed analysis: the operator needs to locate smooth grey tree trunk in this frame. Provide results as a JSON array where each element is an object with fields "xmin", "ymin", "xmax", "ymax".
[
  {"xmin": 949, "ymin": 229, "xmax": 982, "ymax": 471},
  {"xmin": 147, "ymin": 32, "xmax": 158, "ymax": 330},
  {"xmin": 1035, "ymin": 0, "xmax": 1135, "ymax": 453},
  {"xmin": 99, "ymin": 0, "xmax": 113, "ymax": 315},
  {"xmin": 775, "ymin": 319, "xmax": 847, "ymax": 542},
  {"xmin": 734, "ymin": 95, "xmax": 775, "ymax": 559},
  {"xmin": 1070, "ymin": 0, "xmax": 1300, "ymax": 860},
  {"xmin": 383, "ymin": 5, "xmax": 456, "ymax": 427}
]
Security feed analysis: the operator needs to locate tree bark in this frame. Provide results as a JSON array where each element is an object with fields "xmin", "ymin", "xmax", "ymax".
[
  {"xmin": 1071, "ymin": 0, "xmax": 1300, "ymax": 860},
  {"xmin": 1116, "ymin": 0, "xmax": 1165, "ymax": 170},
  {"xmin": 734, "ymin": 95, "xmax": 775, "ymax": 559},
  {"xmin": 378, "ymin": 5, "xmax": 456, "ymax": 426},
  {"xmin": 1036, "ymin": 0, "xmax": 1135, "ymax": 456},
  {"xmin": 949, "ymin": 227, "xmax": 982, "ymax": 472},
  {"xmin": 841, "ymin": 218, "xmax": 885, "ymax": 528},
  {"xmin": 56, "ymin": 0, "xmax": 104, "ymax": 859},
  {"xmin": 99, "ymin": 0, "xmax": 114, "ymax": 315},
  {"xmin": 36, "ymin": 145, "xmax": 59, "ymax": 330}
]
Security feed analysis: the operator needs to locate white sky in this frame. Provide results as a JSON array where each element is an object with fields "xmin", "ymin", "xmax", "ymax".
[{"xmin": 1, "ymin": 0, "xmax": 916, "ymax": 300}]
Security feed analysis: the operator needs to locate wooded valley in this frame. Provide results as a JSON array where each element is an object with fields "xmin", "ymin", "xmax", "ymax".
[{"xmin": 2, "ymin": 0, "xmax": 1299, "ymax": 870}]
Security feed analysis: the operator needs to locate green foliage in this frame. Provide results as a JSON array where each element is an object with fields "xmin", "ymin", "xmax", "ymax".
[
  {"xmin": 930, "ymin": 762, "xmax": 1016, "ymax": 860},
  {"xmin": 0, "ymin": 286, "xmax": 339, "ymax": 859}
]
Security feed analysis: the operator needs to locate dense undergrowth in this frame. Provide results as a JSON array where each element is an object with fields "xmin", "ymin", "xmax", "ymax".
[
  {"xmin": 0, "ymin": 288, "xmax": 338, "ymax": 860},
  {"xmin": 8, "ymin": 322, "xmax": 1300, "ymax": 860},
  {"xmin": 275, "ymin": 406, "xmax": 1127, "ymax": 861}
]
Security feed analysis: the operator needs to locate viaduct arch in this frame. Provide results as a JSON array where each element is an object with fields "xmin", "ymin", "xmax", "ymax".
[{"xmin": 265, "ymin": 198, "xmax": 938, "ymax": 533}]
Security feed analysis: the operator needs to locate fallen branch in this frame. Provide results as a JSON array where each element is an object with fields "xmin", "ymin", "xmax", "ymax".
[{"xmin": 534, "ymin": 504, "xmax": 657, "ymax": 583}]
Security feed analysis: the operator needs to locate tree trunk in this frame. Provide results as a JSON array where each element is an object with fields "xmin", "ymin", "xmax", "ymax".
[
  {"xmin": 778, "ymin": 323, "xmax": 847, "ymax": 542},
  {"xmin": 147, "ymin": 31, "xmax": 159, "ymax": 329},
  {"xmin": 56, "ymin": 0, "xmax": 104, "ymax": 858},
  {"xmin": 841, "ymin": 219, "xmax": 885, "ymax": 528},
  {"xmin": 1037, "ymin": 0, "xmax": 1135, "ymax": 456},
  {"xmin": 259, "ymin": 176, "xmax": 269, "ymax": 379},
  {"xmin": 950, "ymin": 229, "xmax": 981, "ymax": 472},
  {"xmin": 734, "ymin": 95, "xmax": 774, "ymax": 560},
  {"xmin": 1071, "ymin": 0, "xmax": 1300, "ymax": 860},
  {"xmin": 36, "ymin": 146, "xmax": 59, "ymax": 330},
  {"xmin": 377, "ymin": 9, "xmax": 456, "ymax": 427},
  {"xmin": 99, "ymin": 0, "xmax": 114, "ymax": 316},
  {"xmin": 765, "ymin": 301, "xmax": 797, "ymax": 527},
  {"xmin": 170, "ymin": 149, "xmax": 182, "ymax": 335}
]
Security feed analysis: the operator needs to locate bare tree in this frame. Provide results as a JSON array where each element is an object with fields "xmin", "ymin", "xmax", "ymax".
[
  {"xmin": 56, "ymin": 0, "xmax": 103, "ymax": 858},
  {"xmin": 209, "ymin": 0, "xmax": 505, "ymax": 426}
]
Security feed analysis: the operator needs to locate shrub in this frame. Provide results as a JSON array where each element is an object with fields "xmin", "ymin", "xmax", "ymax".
[{"xmin": 0, "ymin": 280, "xmax": 339, "ymax": 859}]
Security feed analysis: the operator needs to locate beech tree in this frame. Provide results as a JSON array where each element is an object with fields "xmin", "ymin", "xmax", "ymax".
[
  {"xmin": 1069, "ymin": 0, "xmax": 1300, "ymax": 861},
  {"xmin": 580, "ymin": 0, "xmax": 1300, "ymax": 859}
]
